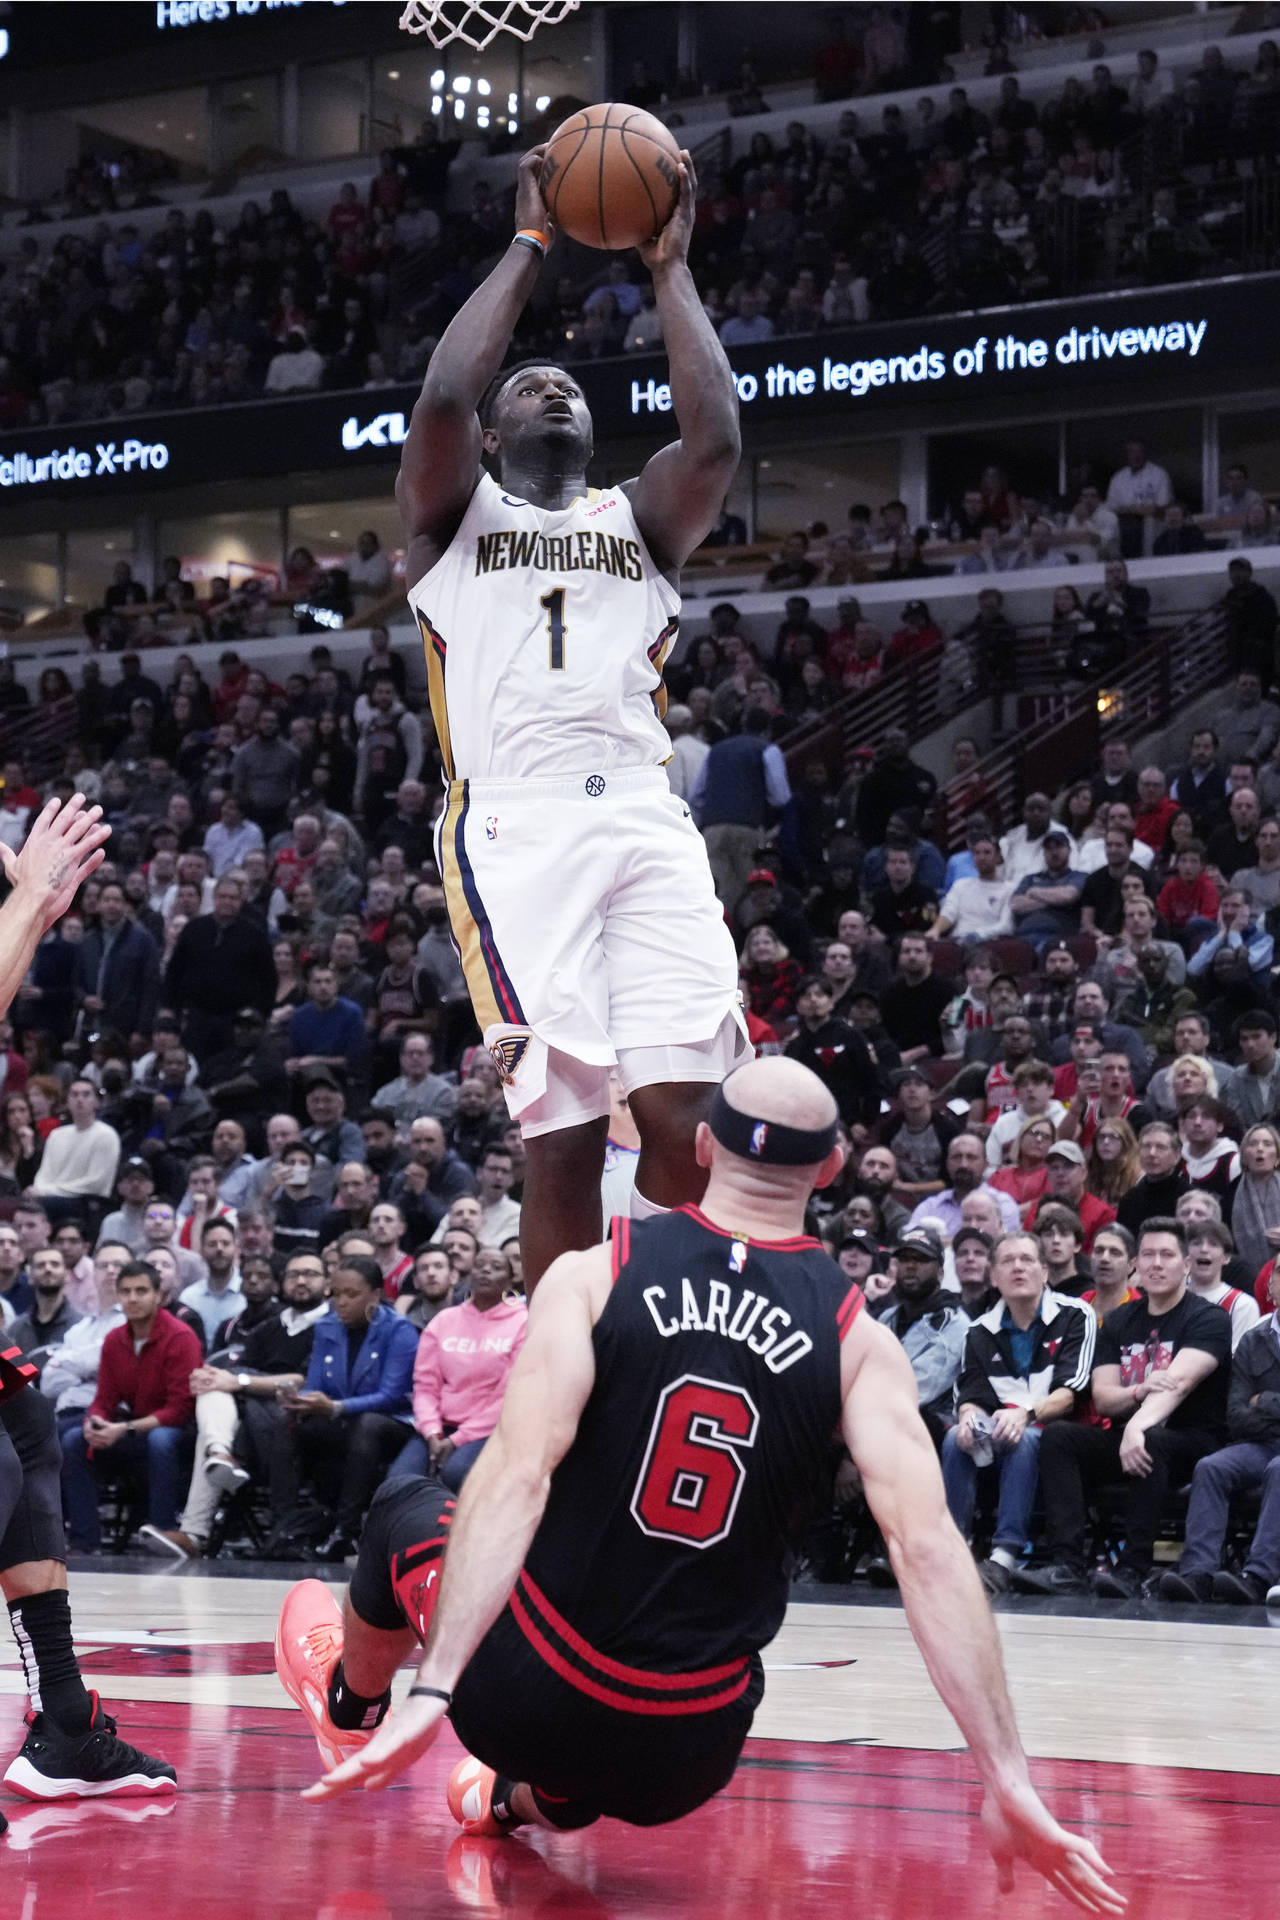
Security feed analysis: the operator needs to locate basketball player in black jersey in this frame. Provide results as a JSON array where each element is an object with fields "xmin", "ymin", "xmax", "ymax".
[
  {"xmin": 277, "ymin": 1058, "xmax": 1122, "ymax": 1913},
  {"xmin": 0, "ymin": 799, "xmax": 176, "ymax": 1821}
]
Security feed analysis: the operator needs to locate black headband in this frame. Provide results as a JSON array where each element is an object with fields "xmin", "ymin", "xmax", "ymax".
[{"xmin": 708, "ymin": 1084, "xmax": 839, "ymax": 1167}]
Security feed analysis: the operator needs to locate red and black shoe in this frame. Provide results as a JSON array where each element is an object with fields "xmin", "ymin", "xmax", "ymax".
[{"xmin": 4, "ymin": 1693, "xmax": 177, "ymax": 1800}]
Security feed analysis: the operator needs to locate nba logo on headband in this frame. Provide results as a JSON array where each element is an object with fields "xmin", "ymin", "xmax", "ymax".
[{"xmin": 750, "ymin": 1123, "xmax": 768, "ymax": 1156}]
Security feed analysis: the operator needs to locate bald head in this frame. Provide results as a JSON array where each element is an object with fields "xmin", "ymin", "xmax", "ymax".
[
  {"xmin": 698, "ymin": 1056, "xmax": 843, "ymax": 1208},
  {"xmin": 720, "ymin": 1056, "xmax": 839, "ymax": 1137}
]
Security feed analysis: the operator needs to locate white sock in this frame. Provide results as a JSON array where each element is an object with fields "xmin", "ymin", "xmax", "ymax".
[
  {"xmin": 629, "ymin": 1187, "xmax": 669, "ymax": 1221},
  {"xmin": 989, "ymin": 1546, "xmax": 1018, "ymax": 1571}
]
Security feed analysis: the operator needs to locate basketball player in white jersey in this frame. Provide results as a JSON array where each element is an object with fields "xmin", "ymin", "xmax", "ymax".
[{"xmin": 399, "ymin": 145, "xmax": 748, "ymax": 1287}]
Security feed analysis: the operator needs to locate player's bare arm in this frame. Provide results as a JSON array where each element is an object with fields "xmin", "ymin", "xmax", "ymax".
[
  {"xmin": 0, "ymin": 796, "xmax": 109, "ymax": 1018},
  {"xmin": 841, "ymin": 1313, "xmax": 1125, "ymax": 1915},
  {"xmin": 396, "ymin": 147, "xmax": 550, "ymax": 582},
  {"xmin": 623, "ymin": 152, "xmax": 741, "ymax": 573},
  {"xmin": 304, "ymin": 1244, "xmax": 608, "ymax": 1800}
]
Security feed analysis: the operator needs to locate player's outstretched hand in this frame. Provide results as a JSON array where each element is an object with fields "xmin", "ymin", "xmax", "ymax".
[
  {"xmin": 0, "ymin": 795, "xmax": 109, "ymax": 930},
  {"xmin": 982, "ymin": 1782, "xmax": 1126, "ymax": 1914},
  {"xmin": 517, "ymin": 145, "xmax": 551, "ymax": 238},
  {"xmin": 302, "ymin": 1690, "xmax": 450, "ymax": 1801},
  {"xmin": 638, "ymin": 150, "xmax": 696, "ymax": 270}
]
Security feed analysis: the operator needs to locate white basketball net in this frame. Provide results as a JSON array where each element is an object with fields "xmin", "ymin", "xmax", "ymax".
[{"xmin": 398, "ymin": 0, "xmax": 581, "ymax": 52}]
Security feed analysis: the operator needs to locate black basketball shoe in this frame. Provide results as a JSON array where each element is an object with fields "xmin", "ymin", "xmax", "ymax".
[{"xmin": 3, "ymin": 1693, "xmax": 177, "ymax": 1801}]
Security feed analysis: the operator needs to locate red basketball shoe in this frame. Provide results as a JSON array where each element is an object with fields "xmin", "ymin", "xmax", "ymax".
[
  {"xmin": 447, "ymin": 1755, "xmax": 508, "ymax": 1837},
  {"xmin": 274, "ymin": 1579, "xmax": 378, "ymax": 1773}
]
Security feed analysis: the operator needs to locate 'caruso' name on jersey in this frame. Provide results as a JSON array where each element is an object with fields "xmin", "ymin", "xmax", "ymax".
[
  {"xmin": 474, "ymin": 527, "xmax": 644, "ymax": 581},
  {"xmin": 642, "ymin": 1276, "xmax": 815, "ymax": 1373}
]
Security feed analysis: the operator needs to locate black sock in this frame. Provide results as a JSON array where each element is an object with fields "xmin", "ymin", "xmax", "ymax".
[
  {"xmin": 8, "ymin": 1589, "xmax": 94, "ymax": 1732},
  {"xmin": 489, "ymin": 1774, "xmax": 526, "ymax": 1829},
  {"xmin": 326, "ymin": 1659, "xmax": 391, "ymax": 1733}
]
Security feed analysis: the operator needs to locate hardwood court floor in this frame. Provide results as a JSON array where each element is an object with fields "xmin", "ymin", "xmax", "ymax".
[{"xmin": 2, "ymin": 1565, "xmax": 1277, "ymax": 1919}]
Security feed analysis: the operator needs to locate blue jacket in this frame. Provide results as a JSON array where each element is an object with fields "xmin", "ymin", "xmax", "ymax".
[
  {"xmin": 304, "ymin": 1303, "xmax": 417, "ymax": 1421},
  {"xmin": 74, "ymin": 921, "xmax": 161, "ymax": 1038}
]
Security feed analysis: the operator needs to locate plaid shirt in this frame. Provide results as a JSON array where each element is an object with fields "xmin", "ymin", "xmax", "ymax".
[{"xmin": 1020, "ymin": 980, "xmax": 1078, "ymax": 1044}]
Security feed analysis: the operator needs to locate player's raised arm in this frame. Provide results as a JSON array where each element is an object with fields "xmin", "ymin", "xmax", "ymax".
[
  {"xmin": 396, "ymin": 147, "xmax": 552, "ymax": 577},
  {"xmin": 304, "ymin": 1246, "xmax": 604, "ymax": 1799},
  {"xmin": 0, "ymin": 796, "xmax": 108, "ymax": 1018},
  {"xmin": 841, "ymin": 1313, "xmax": 1126, "ymax": 1915},
  {"xmin": 625, "ymin": 152, "xmax": 741, "ymax": 573}
]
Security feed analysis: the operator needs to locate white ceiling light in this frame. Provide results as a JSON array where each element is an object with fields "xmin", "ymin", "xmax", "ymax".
[
  {"xmin": 535, "ymin": 94, "xmax": 550, "ymax": 111},
  {"xmin": 454, "ymin": 75, "xmax": 470, "ymax": 94},
  {"xmin": 477, "ymin": 78, "xmax": 490, "ymax": 95}
]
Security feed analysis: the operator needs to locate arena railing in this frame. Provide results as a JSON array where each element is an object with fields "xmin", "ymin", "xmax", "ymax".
[
  {"xmin": 0, "ymin": 695, "xmax": 81, "ymax": 785},
  {"xmin": 934, "ymin": 601, "xmax": 1232, "ymax": 846}
]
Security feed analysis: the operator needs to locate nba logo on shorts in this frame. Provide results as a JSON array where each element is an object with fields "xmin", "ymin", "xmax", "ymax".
[
  {"xmin": 749, "ymin": 1123, "xmax": 768, "ymax": 1156},
  {"xmin": 485, "ymin": 815, "xmax": 498, "ymax": 840},
  {"xmin": 729, "ymin": 1240, "xmax": 747, "ymax": 1274}
]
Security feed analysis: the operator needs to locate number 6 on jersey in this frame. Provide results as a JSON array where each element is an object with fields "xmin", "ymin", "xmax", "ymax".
[{"xmin": 631, "ymin": 1375, "xmax": 760, "ymax": 1547}]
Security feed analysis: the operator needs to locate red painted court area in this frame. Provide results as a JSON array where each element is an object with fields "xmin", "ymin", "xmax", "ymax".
[{"xmin": 4, "ymin": 1691, "xmax": 1274, "ymax": 1920}]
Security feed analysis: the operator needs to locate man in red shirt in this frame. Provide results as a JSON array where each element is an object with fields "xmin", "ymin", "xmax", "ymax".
[
  {"xmin": 1026, "ymin": 1140, "xmax": 1117, "ymax": 1252},
  {"xmin": 59, "ymin": 1261, "xmax": 201, "ymax": 1553},
  {"xmin": 1133, "ymin": 766, "xmax": 1180, "ymax": 853}
]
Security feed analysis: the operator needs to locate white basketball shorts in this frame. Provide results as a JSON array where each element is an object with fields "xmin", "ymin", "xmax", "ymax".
[{"xmin": 436, "ymin": 768, "xmax": 749, "ymax": 1135}]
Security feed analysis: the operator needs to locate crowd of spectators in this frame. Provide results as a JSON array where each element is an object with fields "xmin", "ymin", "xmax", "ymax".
[
  {"xmin": 0, "ymin": 620, "xmax": 541, "ymax": 1561},
  {"xmin": 685, "ymin": 33, "xmax": 1280, "ymax": 354},
  {"xmin": 671, "ymin": 621, "xmax": 1280, "ymax": 1605},
  {"xmin": 5, "ymin": 16, "xmax": 1280, "ymax": 431},
  {"xmin": 0, "ymin": 526, "xmax": 1276, "ymax": 1599},
  {"xmin": 0, "ymin": 126, "xmax": 465, "ymax": 432},
  {"xmin": 661, "ymin": 536, "xmax": 1276, "ymax": 769}
]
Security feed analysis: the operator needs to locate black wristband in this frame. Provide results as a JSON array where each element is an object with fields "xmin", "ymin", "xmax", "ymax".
[{"xmin": 408, "ymin": 1685, "xmax": 452, "ymax": 1706}]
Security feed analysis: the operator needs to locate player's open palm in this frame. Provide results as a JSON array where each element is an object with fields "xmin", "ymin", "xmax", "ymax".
[
  {"xmin": 0, "ymin": 795, "xmax": 109, "ymax": 929},
  {"xmin": 982, "ymin": 1781, "xmax": 1126, "ymax": 1914},
  {"xmin": 302, "ymin": 1690, "xmax": 449, "ymax": 1801}
]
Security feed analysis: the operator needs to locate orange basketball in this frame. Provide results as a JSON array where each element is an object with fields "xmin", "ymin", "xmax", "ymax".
[{"xmin": 540, "ymin": 102, "xmax": 682, "ymax": 251}]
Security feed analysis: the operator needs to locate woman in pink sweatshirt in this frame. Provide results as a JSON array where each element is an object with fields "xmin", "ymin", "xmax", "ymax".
[{"xmin": 387, "ymin": 1247, "xmax": 527, "ymax": 1491}]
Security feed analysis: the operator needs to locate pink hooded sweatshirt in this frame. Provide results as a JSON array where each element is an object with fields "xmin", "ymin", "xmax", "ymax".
[{"xmin": 411, "ymin": 1295, "xmax": 528, "ymax": 1445}]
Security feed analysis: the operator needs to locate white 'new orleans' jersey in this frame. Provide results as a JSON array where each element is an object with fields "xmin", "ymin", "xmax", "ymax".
[{"xmin": 406, "ymin": 470, "xmax": 680, "ymax": 783}]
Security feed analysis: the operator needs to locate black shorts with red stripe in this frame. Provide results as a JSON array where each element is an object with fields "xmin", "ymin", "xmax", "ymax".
[
  {"xmin": 347, "ymin": 1474, "xmax": 764, "ymax": 1830},
  {"xmin": 452, "ymin": 1572, "xmax": 764, "ymax": 1830}
]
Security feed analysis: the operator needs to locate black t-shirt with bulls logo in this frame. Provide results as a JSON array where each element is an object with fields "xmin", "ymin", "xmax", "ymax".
[
  {"xmin": 1096, "ymin": 1291, "xmax": 1231, "ymax": 1435},
  {"xmin": 784, "ymin": 1016, "xmax": 882, "ymax": 1127}
]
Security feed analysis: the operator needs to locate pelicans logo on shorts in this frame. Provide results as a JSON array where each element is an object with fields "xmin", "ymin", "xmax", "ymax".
[{"xmin": 488, "ymin": 1029, "xmax": 534, "ymax": 1084}]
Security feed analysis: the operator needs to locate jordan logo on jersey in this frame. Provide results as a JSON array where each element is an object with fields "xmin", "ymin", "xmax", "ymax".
[{"xmin": 489, "ymin": 1029, "xmax": 533, "ymax": 1084}]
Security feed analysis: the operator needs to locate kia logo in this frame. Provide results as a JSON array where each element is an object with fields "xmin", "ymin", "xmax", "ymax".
[{"xmin": 341, "ymin": 411, "xmax": 408, "ymax": 451}]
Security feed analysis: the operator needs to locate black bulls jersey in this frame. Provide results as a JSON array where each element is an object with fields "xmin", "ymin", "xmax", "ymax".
[{"xmin": 517, "ymin": 1206, "xmax": 863, "ymax": 1681}]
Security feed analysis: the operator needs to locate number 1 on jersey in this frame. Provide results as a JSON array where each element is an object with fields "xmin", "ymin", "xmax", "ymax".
[{"xmin": 540, "ymin": 586, "xmax": 567, "ymax": 670}]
